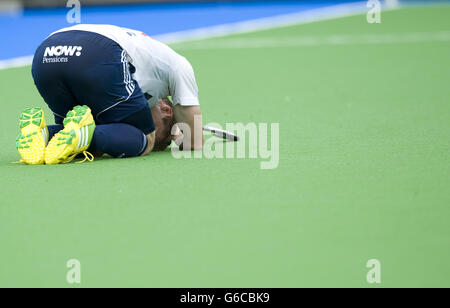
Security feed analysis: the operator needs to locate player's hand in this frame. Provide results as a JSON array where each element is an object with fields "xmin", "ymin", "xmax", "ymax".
[{"xmin": 171, "ymin": 124, "xmax": 183, "ymax": 147}]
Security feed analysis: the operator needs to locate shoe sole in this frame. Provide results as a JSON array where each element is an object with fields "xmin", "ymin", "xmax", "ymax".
[
  {"xmin": 45, "ymin": 105, "xmax": 95, "ymax": 165},
  {"xmin": 16, "ymin": 107, "xmax": 47, "ymax": 165}
]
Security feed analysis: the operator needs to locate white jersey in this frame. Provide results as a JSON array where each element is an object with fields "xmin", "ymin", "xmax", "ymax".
[{"xmin": 52, "ymin": 24, "xmax": 199, "ymax": 107}]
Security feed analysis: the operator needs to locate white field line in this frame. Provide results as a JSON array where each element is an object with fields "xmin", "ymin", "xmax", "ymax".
[
  {"xmin": 0, "ymin": 1, "xmax": 373, "ymax": 70},
  {"xmin": 171, "ymin": 31, "xmax": 450, "ymax": 50}
]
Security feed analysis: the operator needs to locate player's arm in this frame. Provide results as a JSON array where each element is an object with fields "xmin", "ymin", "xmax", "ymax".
[
  {"xmin": 169, "ymin": 57, "xmax": 203, "ymax": 150},
  {"xmin": 172, "ymin": 105, "xmax": 203, "ymax": 151}
]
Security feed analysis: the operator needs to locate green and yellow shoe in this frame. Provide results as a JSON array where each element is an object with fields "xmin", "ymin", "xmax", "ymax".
[
  {"xmin": 45, "ymin": 105, "xmax": 96, "ymax": 165},
  {"xmin": 16, "ymin": 107, "xmax": 48, "ymax": 165}
]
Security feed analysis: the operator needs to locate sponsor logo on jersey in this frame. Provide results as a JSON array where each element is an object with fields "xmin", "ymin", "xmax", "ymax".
[{"xmin": 42, "ymin": 46, "xmax": 83, "ymax": 63}]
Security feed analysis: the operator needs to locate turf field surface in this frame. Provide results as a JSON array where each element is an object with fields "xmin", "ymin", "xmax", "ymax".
[{"xmin": 0, "ymin": 6, "xmax": 449, "ymax": 287}]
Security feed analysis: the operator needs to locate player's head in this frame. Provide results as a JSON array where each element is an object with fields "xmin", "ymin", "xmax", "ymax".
[{"xmin": 151, "ymin": 100, "xmax": 175, "ymax": 151}]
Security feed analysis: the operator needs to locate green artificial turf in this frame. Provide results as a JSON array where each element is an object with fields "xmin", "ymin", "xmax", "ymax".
[{"xmin": 0, "ymin": 7, "xmax": 449, "ymax": 287}]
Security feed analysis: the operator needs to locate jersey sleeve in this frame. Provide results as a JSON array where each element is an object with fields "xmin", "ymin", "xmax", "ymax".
[{"xmin": 169, "ymin": 57, "xmax": 199, "ymax": 106}]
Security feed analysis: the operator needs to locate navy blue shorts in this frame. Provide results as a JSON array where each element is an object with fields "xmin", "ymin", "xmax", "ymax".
[{"xmin": 31, "ymin": 30, "xmax": 155, "ymax": 135}]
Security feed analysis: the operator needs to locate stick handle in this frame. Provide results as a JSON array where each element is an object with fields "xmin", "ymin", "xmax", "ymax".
[{"xmin": 203, "ymin": 126, "xmax": 239, "ymax": 141}]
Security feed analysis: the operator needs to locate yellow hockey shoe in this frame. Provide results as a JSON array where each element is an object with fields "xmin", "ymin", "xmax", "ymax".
[
  {"xmin": 45, "ymin": 105, "xmax": 96, "ymax": 165},
  {"xmin": 16, "ymin": 107, "xmax": 49, "ymax": 165}
]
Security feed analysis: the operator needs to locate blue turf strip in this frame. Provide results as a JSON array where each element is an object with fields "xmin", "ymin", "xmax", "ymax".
[{"xmin": 0, "ymin": 1, "xmax": 358, "ymax": 60}]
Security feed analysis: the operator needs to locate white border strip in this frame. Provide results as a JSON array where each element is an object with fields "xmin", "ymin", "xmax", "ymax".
[
  {"xmin": 154, "ymin": 1, "xmax": 369, "ymax": 44},
  {"xmin": 0, "ymin": 55, "xmax": 33, "ymax": 70},
  {"xmin": 0, "ymin": 1, "xmax": 374, "ymax": 71}
]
